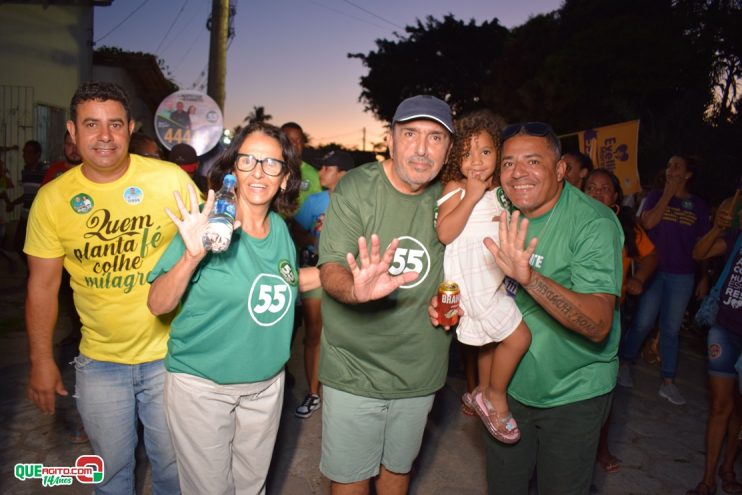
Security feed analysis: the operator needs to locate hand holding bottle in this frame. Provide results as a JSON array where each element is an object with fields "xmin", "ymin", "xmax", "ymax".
[{"xmin": 202, "ymin": 174, "xmax": 237, "ymax": 252}]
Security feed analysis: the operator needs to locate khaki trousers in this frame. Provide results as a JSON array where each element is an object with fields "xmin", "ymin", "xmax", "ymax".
[{"xmin": 164, "ymin": 370, "xmax": 284, "ymax": 495}]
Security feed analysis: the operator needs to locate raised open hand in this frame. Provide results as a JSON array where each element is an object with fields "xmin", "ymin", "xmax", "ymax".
[
  {"xmin": 347, "ymin": 234, "xmax": 419, "ymax": 303},
  {"xmin": 164, "ymin": 184, "xmax": 214, "ymax": 259},
  {"xmin": 484, "ymin": 210, "xmax": 538, "ymax": 286}
]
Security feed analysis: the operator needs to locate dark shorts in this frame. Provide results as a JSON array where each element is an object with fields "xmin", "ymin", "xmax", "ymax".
[{"xmin": 708, "ymin": 324, "xmax": 742, "ymax": 378}]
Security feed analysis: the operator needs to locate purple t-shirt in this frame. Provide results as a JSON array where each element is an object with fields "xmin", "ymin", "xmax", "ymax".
[
  {"xmin": 718, "ymin": 231, "xmax": 742, "ymax": 333},
  {"xmin": 643, "ymin": 190, "xmax": 710, "ymax": 274}
]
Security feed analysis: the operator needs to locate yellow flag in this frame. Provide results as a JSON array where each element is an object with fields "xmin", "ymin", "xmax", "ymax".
[{"xmin": 577, "ymin": 120, "xmax": 640, "ymax": 195}]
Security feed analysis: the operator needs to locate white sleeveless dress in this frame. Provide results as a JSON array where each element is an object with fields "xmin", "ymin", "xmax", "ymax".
[{"xmin": 437, "ymin": 187, "xmax": 522, "ymax": 345}]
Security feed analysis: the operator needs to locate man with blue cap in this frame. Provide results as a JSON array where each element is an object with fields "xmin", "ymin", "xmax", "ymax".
[{"xmin": 317, "ymin": 95, "xmax": 453, "ymax": 494}]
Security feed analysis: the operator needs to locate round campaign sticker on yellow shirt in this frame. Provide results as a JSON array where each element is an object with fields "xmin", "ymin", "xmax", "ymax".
[
  {"xmin": 70, "ymin": 193, "xmax": 94, "ymax": 214},
  {"xmin": 154, "ymin": 90, "xmax": 223, "ymax": 156},
  {"xmin": 123, "ymin": 186, "xmax": 144, "ymax": 205}
]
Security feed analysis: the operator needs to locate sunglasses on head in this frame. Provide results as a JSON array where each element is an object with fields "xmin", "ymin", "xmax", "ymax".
[{"xmin": 501, "ymin": 122, "xmax": 555, "ymax": 142}]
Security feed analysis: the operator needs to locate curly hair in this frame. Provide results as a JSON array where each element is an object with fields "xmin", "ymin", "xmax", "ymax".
[
  {"xmin": 440, "ymin": 109, "xmax": 505, "ymax": 185},
  {"xmin": 70, "ymin": 81, "xmax": 131, "ymax": 123},
  {"xmin": 208, "ymin": 122, "xmax": 301, "ymax": 216}
]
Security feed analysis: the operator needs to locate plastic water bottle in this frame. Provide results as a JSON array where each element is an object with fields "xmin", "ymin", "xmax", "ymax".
[{"xmin": 202, "ymin": 174, "xmax": 237, "ymax": 253}]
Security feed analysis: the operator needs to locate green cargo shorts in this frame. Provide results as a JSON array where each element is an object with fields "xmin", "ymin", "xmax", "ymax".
[{"xmin": 320, "ymin": 386, "xmax": 435, "ymax": 483}]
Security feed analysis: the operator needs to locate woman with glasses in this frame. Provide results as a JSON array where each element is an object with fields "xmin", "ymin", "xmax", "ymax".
[{"xmin": 147, "ymin": 122, "xmax": 309, "ymax": 494}]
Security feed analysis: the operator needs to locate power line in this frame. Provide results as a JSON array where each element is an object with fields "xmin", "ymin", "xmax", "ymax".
[
  {"xmin": 341, "ymin": 0, "xmax": 404, "ymax": 30},
  {"xmin": 306, "ymin": 0, "xmax": 388, "ymax": 31},
  {"xmin": 94, "ymin": 0, "xmax": 151, "ymax": 44},
  {"xmin": 171, "ymin": 25, "xmax": 207, "ymax": 73},
  {"xmin": 190, "ymin": 63, "xmax": 209, "ymax": 91},
  {"xmin": 160, "ymin": 0, "xmax": 208, "ymax": 56},
  {"xmin": 155, "ymin": 0, "xmax": 190, "ymax": 53},
  {"xmin": 173, "ymin": 0, "xmax": 236, "ymax": 91}
]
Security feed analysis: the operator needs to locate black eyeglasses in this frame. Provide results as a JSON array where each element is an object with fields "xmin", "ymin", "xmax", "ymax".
[
  {"xmin": 501, "ymin": 122, "xmax": 555, "ymax": 142},
  {"xmin": 234, "ymin": 153, "xmax": 286, "ymax": 176}
]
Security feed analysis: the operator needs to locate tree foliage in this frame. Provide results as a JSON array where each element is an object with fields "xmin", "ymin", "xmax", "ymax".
[
  {"xmin": 243, "ymin": 105, "xmax": 272, "ymax": 124},
  {"xmin": 349, "ymin": 14, "xmax": 509, "ymax": 121},
  {"xmin": 351, "ymin": 0, "xmax": 742, "ymax": 202}
]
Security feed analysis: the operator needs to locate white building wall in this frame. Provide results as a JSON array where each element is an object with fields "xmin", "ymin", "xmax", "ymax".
[{"xmin": 0, "ymin": 3, "xmax": 94, "ymax": 223}]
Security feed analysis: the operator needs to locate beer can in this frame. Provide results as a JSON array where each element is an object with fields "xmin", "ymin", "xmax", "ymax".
[{"xmin": 437, "ymin": 281, "xmax": 460, "ymax": 326}]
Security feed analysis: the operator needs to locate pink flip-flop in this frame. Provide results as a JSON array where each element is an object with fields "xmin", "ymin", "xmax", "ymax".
[{"xmin": 472, "ymin": 391, "xmax": 520, "ymax": 444}]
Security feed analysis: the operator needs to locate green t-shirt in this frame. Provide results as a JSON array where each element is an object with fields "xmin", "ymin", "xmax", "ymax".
[
  {"xmin": 508, "ymin": 182, "xmax": 624, "ymax": 407},
  {"xmin": 148, "ymin": 212, "xmax": 299, "ymax": 385},
  {"xmin": 298, "ymin": 161, "xmax": 321, "ymax": 208},
  {"xmin": 318, "ymin": 162, "xmax": 451, "ymax": 399}
]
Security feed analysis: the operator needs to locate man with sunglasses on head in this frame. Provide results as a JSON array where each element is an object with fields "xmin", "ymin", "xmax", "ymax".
[
  {"xmin": 318, "ymin": 95, "xmax": 453, "ymax": 495},
  {"xmin": 482, "ymin": 122, "xmax": 623, "ymax": 494}
]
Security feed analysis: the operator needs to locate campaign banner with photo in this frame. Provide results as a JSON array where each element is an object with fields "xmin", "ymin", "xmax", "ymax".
[
  {"xmin": 154, "ymin": 90, "xmax": 223, "ymax": 156},
  {"xmin": 578, "ymin": 120, "xmax": 641, "ymax": 195}
]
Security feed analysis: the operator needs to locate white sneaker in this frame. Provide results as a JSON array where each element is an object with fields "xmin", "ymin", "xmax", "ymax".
[
  {"xmin": 616, "ymin": 365, "xmax": 634, "ymax": 388},
  {"xmin": 659, "ymin": 383, "xmax": 686, "ymax": 405},
  {"xmin": 295, "ymin": 393, "xmax": 321, "ymax": 418}
]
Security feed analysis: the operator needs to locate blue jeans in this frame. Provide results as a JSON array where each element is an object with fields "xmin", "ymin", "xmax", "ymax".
[
  {"xmin": 74, "ymin": 355, "xmax": 179, "ymax": 495},
  {"xmin": 619, "ymin": 272, "xmax": 695, "ymax": 379}
]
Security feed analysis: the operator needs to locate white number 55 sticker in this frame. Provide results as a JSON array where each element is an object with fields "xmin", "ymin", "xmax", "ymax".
[
  {"xmin": 248, "ymin": 274, "xmax": 293, "ymax": 327},
  {"xmin": 386, "ymin": 236, "xmax": 430, "ymax": 289}
]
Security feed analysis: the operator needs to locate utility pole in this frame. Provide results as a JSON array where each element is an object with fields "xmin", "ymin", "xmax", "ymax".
[
  {"xmin": 207, "ymin": 0, "xmax": 229, "ymax": 111},
  {"xmin": 362, "ymin": 127, "xmax": 366, "ymax": 152}
]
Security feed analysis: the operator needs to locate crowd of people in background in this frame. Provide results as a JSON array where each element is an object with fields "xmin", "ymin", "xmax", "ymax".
[{"xmin": 1, "ymin": 80, "xmax": 740, "ymax": 495}]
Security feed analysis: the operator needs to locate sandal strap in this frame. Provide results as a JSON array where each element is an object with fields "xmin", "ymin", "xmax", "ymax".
[
  {"xmin": 687, "ymin": 481, "xmax": 716, "ymax": 495},
  {"xmin": 719, "ymin": 470, "xmax": 738, "ymax": 481}
]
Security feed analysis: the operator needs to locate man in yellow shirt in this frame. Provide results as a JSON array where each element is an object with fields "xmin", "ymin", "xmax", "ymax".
[{"xmin": 24, "ymin": 81, "xmax": 195, "ymax": 494}]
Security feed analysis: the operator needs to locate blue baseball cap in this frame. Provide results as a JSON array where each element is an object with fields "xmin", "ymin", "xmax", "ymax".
[{"xmin": 392, "ymin": 95, "xmax": 454, "ymax": 134}]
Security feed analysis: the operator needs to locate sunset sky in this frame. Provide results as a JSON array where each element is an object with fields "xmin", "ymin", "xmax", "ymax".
[{"xmin": 95, "ymin": 0, "xmax": 563, "ymax": 150}]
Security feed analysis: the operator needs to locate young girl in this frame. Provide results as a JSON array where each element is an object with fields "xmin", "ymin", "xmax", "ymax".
[{"xmin": 436, "ymin": 110, "xmax": 531, "ymax": 443}]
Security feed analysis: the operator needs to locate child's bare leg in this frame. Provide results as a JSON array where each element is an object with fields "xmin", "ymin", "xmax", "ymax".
[
  {"xmin": 462, "ymin": 343, "xmax": 479, "ymax": 394},
  {"xmin": 483, "ymin": 321, "xmax": 531, "ymax": 415},
  {"xmin": 477, "ymin": 343, "xmax": 496, "ymax": 394}
]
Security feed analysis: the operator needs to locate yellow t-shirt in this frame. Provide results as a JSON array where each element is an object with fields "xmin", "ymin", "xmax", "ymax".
[{"xmin": 25, "ymin": 155, "xmax": 197, "ymax": 364}]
